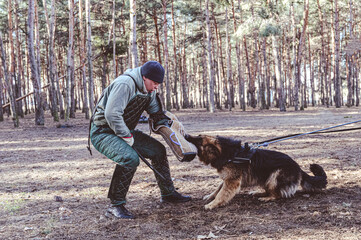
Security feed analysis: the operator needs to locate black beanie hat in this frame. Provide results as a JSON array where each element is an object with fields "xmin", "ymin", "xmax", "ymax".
[{"xmin": 141, "ymin": 61, "xmax": 165, "ymax": 83}]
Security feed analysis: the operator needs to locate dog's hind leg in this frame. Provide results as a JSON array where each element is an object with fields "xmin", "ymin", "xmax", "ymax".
[
  {"xmin": 203, "ymin": 181, "xmax": 223, "ymax": 201},
  {"xmin": 204, "ymin": 179, "xmax": 240, "ymax": 210}
]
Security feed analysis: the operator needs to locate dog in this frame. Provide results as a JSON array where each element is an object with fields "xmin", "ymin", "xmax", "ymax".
[{"xmin": 185, "ymin": 134, "xmax": 328, "ymax": 210}]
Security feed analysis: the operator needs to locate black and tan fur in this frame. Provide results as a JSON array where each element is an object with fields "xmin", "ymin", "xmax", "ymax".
[{"xmin": 185, "ymin": 134, "xmax": 327, "ymax": 210}]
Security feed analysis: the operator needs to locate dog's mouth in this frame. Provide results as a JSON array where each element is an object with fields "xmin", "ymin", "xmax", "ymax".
[{"xmin": 184, "ymin": 134, "xmax": 201, "ymax": 146}]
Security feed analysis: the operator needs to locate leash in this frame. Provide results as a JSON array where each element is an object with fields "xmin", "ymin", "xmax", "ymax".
[{"xmin": 254, "ymin": 119, "xmax": 361, "ymax": 148}]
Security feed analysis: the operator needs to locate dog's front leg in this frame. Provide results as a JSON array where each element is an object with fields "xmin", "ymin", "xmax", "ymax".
[
  {"xmin": 203, "ymin": 181, "xmax": 223, "ymax": 201},
  {"xmin": 204, "ymin": 179, "xmax": 240, "ymax": 210}
]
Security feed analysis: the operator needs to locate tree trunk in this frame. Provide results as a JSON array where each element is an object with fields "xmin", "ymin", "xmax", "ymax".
[
  {"xmin": 294, "ymin": 0, "xmax": 309, "ymax": 111},
  {"xmin": 43, "ymin": 0, "xmax": 59, "ymax": 121},
  {"xmin": 261, "ymin": 39, "xmax": 268, "ymax": 109},
  {"xmin": 333, "ymin": 0, "xmax": 341, "ymax": 108},
  {"xmin": 27, "ymin": 0, "xmax": 44, "ymax": 125},
  {"xmin": 205, "ymin": 0, "xmax": 215, "ymax": 112},
  {"xmin": 316, "ymin": 0, "xmax": 328, "ymax": 107},
  {"xmin": 180, "ymin": 25, "xmax": 189, "ymax": 108},
  {"xmin": 8, "ymin": 0, "xmax": 20, "ymax": 121},
  {"xmin": 235, "ymin": 0, "xmax": 245, "ymax": 111},
  {"xmin": 271, "ymin": 35, "xmax": 285, "ymax": 111},
  {"xmin": 213, "ymin": 13, "xmax": 222, "ymax": 109},
  {"xmin": 162, "ymin": 0, "xmax": 171, "ymax": 110},
  {"xmin": 355, "ymin": 62, "xmax": 359, "ymax": 106},
  {"xmin": 66, "ymin": 0, "xmax": 75, "ymax": 120},
  {"xmin": 14, "ymin": 0, "xmax": 24, "ymax": 118},
  {"xmin": 346, "ymin": 0, "xmax": 353, "ymax": 107},
  {"xmin": 0, "ymin": 61, "xmax": 3, "ymax": 121},
  {"xmin": 225, "ymin": 7, "xmax": 232, "ymax": 111},
  {"xmin": 129, "ymin": 0, "xmax": 138, "ymax": 68},
  {"xmin": 0, "ymin": 32, "xmax": 19, "ymax": 126},
  {"xmin": 86, "ymin": 0, "xmax": 95, "ymax": 114},
  {"xmin": 79, "ymin": 0, "xmax": 89, "ymax": 119},
  {"xmin": 112, "ymin": 0, "xmax": 116, "ymax": 79},
  {"xmin": 171, "ymin": 0, "xmax": 180, "ymax": 110},
  {"xmin": 308, "ymin": 34, "xmax": 315, "ymax": 106}
]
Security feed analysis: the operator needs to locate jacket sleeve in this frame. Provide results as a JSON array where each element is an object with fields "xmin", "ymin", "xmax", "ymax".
[{"xmin": 104, "ymin": 82, "xmax": 133, "ymax": 138}]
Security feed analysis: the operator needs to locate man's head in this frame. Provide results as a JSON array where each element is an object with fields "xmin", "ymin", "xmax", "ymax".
[{"xmin": 141, "ymin": 61, "xmax": 164, "ymax": 92}]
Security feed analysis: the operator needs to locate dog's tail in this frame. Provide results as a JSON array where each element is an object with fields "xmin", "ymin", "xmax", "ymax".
[{"xmin": 301, "ymin": 164, "xmax": 327, "ymax": 192}]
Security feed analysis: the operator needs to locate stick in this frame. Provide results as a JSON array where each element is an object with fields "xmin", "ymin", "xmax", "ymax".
[{"xmin": 132, "ymin": 147, "xmax": 168, "ymax": 182}]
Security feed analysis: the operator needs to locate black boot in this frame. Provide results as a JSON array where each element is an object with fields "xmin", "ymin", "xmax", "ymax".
[
  {"xmin": 106, "ymin": 204, "xmax": 134, "ymax": 219},
  {"xmin": 108, "ymin": 165, "xmax": 136, "ymax": 205},
  {"xmin": 161, "ymin": 191, "xmax": 192, "ymax": 203}
]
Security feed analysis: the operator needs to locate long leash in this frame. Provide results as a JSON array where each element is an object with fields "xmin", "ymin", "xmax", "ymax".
[{"xmin": 254, "ymin": 119, "xmax": 361, "ymax": 148}]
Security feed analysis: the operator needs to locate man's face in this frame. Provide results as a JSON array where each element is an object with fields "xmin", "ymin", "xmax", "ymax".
[{"xmin": 143, "ymin": 76, "xmax": 160, "ymax": 92}]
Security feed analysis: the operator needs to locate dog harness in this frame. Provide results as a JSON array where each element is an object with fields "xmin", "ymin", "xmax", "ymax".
[{"xmin": 228, "ymin": 143, "xmax": 254, "ymax": 165}]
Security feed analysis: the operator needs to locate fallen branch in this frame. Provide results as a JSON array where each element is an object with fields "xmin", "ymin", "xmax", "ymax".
[
  {"xmin": 2, "ymin": 84, "xmax": 50, "ymax": 109},
  {"xmin": 1, "ymin": 51, "xmax": 116, "ymax": 109}
]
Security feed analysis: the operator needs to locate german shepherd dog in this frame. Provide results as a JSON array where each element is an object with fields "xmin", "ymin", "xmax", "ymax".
[{"xmin": 185, "ymin": 134, "xmax": 327, "ymax": 210}]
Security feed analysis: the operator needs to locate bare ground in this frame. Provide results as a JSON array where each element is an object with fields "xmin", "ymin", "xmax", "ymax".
[{"xmin": 0, "ymin": 107, "xmax": 360, "ymax": 240}]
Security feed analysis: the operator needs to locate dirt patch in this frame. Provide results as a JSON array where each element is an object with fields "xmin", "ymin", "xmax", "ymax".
[{"xmin": 1, "ymin": 107, "xmax": 360, "ymax": 239}]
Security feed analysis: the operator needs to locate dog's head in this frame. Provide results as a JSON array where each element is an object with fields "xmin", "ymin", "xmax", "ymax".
[{"xmin": 185, "ymin": 134, "xmax": 242, "ymax": 169}]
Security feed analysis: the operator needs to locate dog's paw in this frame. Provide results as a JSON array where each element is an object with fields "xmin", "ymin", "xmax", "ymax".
[
  {"xmin": 249, "ymin": 190, "xmax": 267, "ymax": 198},
  {"xmin": 204, "ymin": 203, "xmax": 215, "ymax": 210},
  {"xmin": 258, "ymin": 196, "xmax": 276, "ymax": 202}
]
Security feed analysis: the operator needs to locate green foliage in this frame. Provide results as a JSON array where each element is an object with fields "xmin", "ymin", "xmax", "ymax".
[{"xmin": 259, "ymin": 21, "xmax": 280, "ymax": 37}]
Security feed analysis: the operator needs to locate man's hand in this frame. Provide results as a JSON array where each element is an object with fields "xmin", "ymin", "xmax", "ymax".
[{"xmin": 122, "ymin": 134, "xmax": 134, "ymax": 146}]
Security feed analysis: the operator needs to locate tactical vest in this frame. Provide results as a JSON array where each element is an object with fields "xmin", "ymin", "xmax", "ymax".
[
  {"xmin": 123, "ymin": 93, "xmax": 151, "ymax": 130},
  {"xmin": 87, "ymin": 75, "xmax": 150, "ymax": 155}
]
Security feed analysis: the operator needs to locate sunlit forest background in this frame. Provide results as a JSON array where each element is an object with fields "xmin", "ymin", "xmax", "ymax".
[{"xmin": 0, "ymin": 0, "xmax": 360, "ymax": 127}]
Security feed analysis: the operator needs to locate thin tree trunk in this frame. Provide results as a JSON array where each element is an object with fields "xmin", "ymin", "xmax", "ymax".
[
  {"xmin": 346, "ymin": 0, "xmax": 353, "ymax": 107},
  {"xmin": 129, "ymin": 0, "xmax": 138, "ymax": 68},
  {"xmin": 317, "ymin": 0, "xmax": 329, "ymax": 107},
  {"xmin": 66, "ymin": 0, "xmax": 75, "ymax": 120},
  {"xmin": 86, "ymin": 0, "xmax": 95, "ymax": 114},
  {"xmin": 293, "ymin": 0, "xmax": 309, "ymax": 111},
  {"xmin": 112, "ymin": 0, "xmax": 116, "ymax": 79},
  {"xmin": 171, "ymin": 0, "xmax": 179, "ymax": 110},
  {"xmin": 79, "ymin": 0, "xmax": 89, "ymax": 119},
  {"xmin": 8, "ymin": 0, "xmax": 19, "ymax": 120},
  {"xmin": 34, "ymin": 0, "xmax": 44, "ymax": 114},
  {"xmin": 334, "ymin": 0, "xmax": 341, "ymax": 108},
  {"xmin": 14, "ymin": 0, "xmax": 24, "ymax": 118},
  {"xmin": 162, "ymin": 0, "xmax": 171, "ymax": 110},
  {"xmin": 272, "ymin": 35, "xmax": 285, "ymax": 111},
  {"xmin": 0, "ymin": 32, "xmax": 18, "ymax": 126},
  {"xmin": 43, "ymin": 0, "xmax": 59, "ymax": 121},
  {"xmin": 261, "ymin": 39, "xmax": 268, "ymax": 109},
  {"xmin": 213, "ymin": 13, "xmax": 222, "ymax": 109},
  {"xmin": 205, "ymin": 0, "xmax": 215, "ymax": 112},
  {"xmin": 308, "ymin": 34, "xmax": 315, "ymax": 106},
  {"xmin": 27, "ymin": 0, "xmax": 44, "ymax": 125},
  {"xmin": 0, "ymin": 61, "xmax": 3, "ymax": 121},
  {"xmin": 355, "ymin": 61, "xmax": 359, "ymax": 106},
  {"xmin": 225, "ymin": 7, "xmax": 232, "ymax": 111},
  {"xmin": 180, "ymin": 24, "xmax": 189, "ymax": 108}
]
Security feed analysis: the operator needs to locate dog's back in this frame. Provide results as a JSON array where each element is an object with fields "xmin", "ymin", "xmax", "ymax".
[{"xmin": 185, "ymin": 134, "xmax": 328, "ymax": 208}]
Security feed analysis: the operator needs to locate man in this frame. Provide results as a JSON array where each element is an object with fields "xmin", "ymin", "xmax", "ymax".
[{"xmin": 90, "ymin": 61, "xmax": 191, "ymax": 219}]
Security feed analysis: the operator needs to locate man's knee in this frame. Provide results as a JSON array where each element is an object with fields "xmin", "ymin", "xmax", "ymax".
[
  {"xmin": 150, "ymin": 142, "xmax": 167, "ymax": 160},
  {"xmin": 117, "ymin": 151, "xmax": 140, "ymax": 170}
]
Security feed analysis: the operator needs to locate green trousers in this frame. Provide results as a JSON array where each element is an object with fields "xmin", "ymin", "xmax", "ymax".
[{"xmin": 90, "ymin": 123, "xmax": 175, "ymax": 205}]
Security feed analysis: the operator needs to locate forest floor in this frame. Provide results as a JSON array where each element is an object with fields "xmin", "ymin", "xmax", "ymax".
[{"xmin": 0, "ymin": 106, "xmax": 361, "ymax": 240}]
